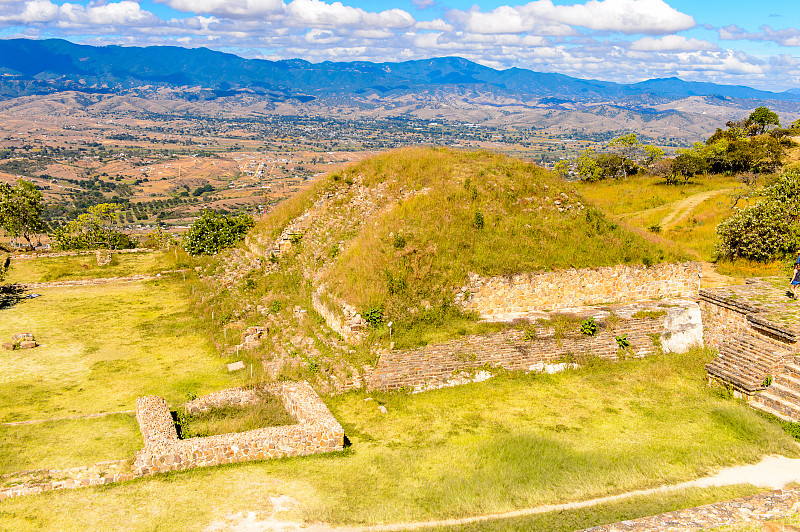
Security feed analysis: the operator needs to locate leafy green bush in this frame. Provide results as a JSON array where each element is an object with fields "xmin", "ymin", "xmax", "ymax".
[
  {"xmin": 362, "ymin": 307, "xmax": 384, "ymax": 327},
  {"xmin": 716, "ymin": 171, "xmax": 800, "ymax": 261},
  {"xmin": 182, "ymin": 210, "xmax": 254, "ymax": 255},
  {"xmin": 580, "ymin": 317, "xmax": 598, "ymax": 336}
]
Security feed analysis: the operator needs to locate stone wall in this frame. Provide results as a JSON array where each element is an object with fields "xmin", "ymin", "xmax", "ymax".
[
  {"xmin": 1, "ymin": 382, "xmax": 344, "ymax": 500},
  {"xmin": 0, "ymin": 461, "xmax": 133, "ymax": 500},
  {"xmin": 11, "ymin": 248, "xmax": 155, "ymax": 260},
  {"xmin": 22, "ymin": 271, "xmax": 186, "ymax": 290},
  {"xmin": 367, "ymin": 302, "xmax": 700, "ymax": 392},
  {"xmin": 456, "ymin": 262, "xmax": 701, "ymax": 319},
  {"xmin": 311, "ymin": 286, "xmax": 367, "ymax": 344},
  {"xmin": 699, "ymin": 289, "xmax": 798, "ymax": 353},
  {"xmin": 132, "ymin": 381, "xmax": 344, "ymax": 476}
]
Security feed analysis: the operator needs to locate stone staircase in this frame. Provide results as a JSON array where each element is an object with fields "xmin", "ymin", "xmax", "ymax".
[
  {"xmin": 705, "ymin": 334, "xmax": 785, "ymax": 395},
  {"xmin": 751, "ymin": 360, "xmax": 800, "ymax": 422}
]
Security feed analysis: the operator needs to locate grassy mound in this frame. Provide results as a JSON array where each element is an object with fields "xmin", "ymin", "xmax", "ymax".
[
  {"xmin": 319, "ymin": 148, "xmax": 684, "ymax": 318},
  {"xmin": 196, "ymin": 147, "xmax": 685, "ymax": 365}
]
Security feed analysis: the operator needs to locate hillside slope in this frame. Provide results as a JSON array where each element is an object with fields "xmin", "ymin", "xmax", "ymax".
[{"xmin": 197, "ymin": 149, "xmax": 685, "ymax": 378}]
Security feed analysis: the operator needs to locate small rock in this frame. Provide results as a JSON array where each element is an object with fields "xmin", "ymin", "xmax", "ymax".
[
  {"xmin": 227, "ymin": 361, "xmax": 246, "ymax": 372},
  {"xmin": 1, "ymin": 342, "xmax": 14, "ymax": 351},
  {"xmin": 364, "ymin": 397, "xmax": 373, "ymax": 402},
  {"xmin": 19, "ymin": 340, "xmax": 37, "ymax": 349},
  {"xmin": 378, "ymin": 405, "xmax": 387, "ymax": 414}
]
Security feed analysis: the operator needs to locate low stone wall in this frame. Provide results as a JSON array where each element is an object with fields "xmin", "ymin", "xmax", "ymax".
[
  {"xmin": 11, "ymin": 248, "xmax": 155, "ymax": 260},
  {"xmin": 700, "ymin": 289, "xmax": 798, "ymax": 353},
  {"xmin": 582, "ymin": 488, "xmax": 800, "ymax": 532},
  {"xmin": 457, "ymin": 262, "xmax": 701, "ymax": 318},
  {"xmin": 184, "ymin": 387, "xmax": 261, "ymax": 414},
  {"xmin": 1, "ymin": 382, "xmax": 344, "ymax": 500},
  {"xmin": 311, "ymin": 286, "xmax": 367, "ymax": 343},
  {"xmin": 367, "ymin": 302, "xmax": 700, "ymax": 392},
  {"xmin": 0, "ymin": 460, "xmax": 132, "ymax": 500},
  {"xmin": 23, "ymin": 271, "xmax": 187, "ymax": 290},
  {"xmin": 132, "ymin": 382, "xmax": 344, "ymax": 476}
]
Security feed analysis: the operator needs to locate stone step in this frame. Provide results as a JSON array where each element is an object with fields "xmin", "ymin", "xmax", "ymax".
[
  {"xmin": 775, "ymin": 373, "xmax": 800, "ymax": 393},
  {"xmin": 768, "ymin": 382, "xmax": 800, "ymax": 405},
  {"xmin": 783, "ymin": 363, "xmax": 800, "ymax": 382},
  {"xmin": 750, "ymin": 394, "xmax": 800, "ymax": 423}
]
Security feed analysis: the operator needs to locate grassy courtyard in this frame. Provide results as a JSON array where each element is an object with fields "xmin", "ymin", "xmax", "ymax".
[{"xmin": 0, "ymin": 349, "xmax": 796, "ymax": 530}]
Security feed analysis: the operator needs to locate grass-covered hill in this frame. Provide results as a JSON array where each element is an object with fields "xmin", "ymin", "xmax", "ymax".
[{"xmin": 231, "ymin": 148, "xmax": 685, "ymax": 344}]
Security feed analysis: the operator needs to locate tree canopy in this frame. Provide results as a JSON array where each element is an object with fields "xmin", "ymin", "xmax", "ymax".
[
  {"xmin": 51, "ymin": 203, "xmax": 137, "ymax": 251},
  {"xmin": 182, "ymin": 210, "xmax": 254, "ymax": 255},
  {"xmin": 0, "ymin": 180, "xmax": 46, "ymax": 250}
]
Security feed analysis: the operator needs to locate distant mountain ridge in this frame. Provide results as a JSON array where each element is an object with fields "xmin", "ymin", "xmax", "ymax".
[{"xmin": 0, "ymin": 38, "xmax": 797, "ymax": 103}]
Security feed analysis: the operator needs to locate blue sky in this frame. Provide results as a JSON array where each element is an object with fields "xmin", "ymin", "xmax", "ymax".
[{"xmin": 1, "ymin": 0, "xmax": 799, "ymax": 91}]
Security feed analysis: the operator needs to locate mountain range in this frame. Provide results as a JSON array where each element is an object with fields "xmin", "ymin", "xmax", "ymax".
[{"xmin": 1, "ymin": 38, "xmax": 799, "ymax": 142}]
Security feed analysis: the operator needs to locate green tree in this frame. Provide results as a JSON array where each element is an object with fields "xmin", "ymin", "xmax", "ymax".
[
  {"xmin": 748, "ymin": 106, "xmax": 780, "ymax": 135},
  {"xmin": 52, "ymin": 203, "xmax": 137, "ymax": 250},
  {"xmin": 575, "ymin": 148, "xmax": 602, "ymax": 181},
  {"xmin": 0, "ymin": 180, "xmax": 46, "ymax": 250},
  {"xmin": 182, "ymin": 210, "xmax": 254, "ymax": 255}
]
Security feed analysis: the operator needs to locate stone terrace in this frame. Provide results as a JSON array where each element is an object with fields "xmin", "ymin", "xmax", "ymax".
[{"xmin": 701, "ymin": 277, "xmax": 800, "ymax": 420}]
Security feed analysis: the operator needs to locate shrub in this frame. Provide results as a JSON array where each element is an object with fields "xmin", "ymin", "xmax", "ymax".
[
  {"xmin": 362, "ymin": 307, "xmax": 384, "ymax": 327},
  {"xmin": 716, "ymin": 171, "xmax": 800, "ymax": 261},
  {"xmin": 183, "ymin": 210, "xmax": 254, "ymax": 255},
  {"xmin": 580, "ymin": 317, "xmax": 598, "ymax": 336}
]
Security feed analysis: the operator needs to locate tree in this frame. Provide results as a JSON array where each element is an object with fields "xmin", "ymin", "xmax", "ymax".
[
  {"xmin": 575, "ymin": 148, "xmax": 602, "ymax": 181},
  {"xmin": 182, "ymin": 210, "xmax": 254, "ymax": 255},
  {"xmin": 608, "ymin": 133, "xmax": 640, "ymax": 179},
  {"xmin": 748, "ymin": 106, "xmax": 780, "ymax": 135},
  {"xmin": 0, "ymin": 180, "xmax": 46, "ymax": 250},
  {"xmin": 52, "ymin": 203, "xmax": 137, "ymax": 250}
]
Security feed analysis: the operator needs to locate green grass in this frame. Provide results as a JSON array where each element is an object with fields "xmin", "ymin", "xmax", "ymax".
[
  {"xmin": 320, "ymin": 148, "xmax": 685, "ymax": 317},
  {"xmin": 0, "ymin": 414, "xmax": 141, "ymax": 475},
  {"xmin": 0, "ymin": 279, "xmax": 247, "ymax": 422},
  {"xmin": 4, "ymin": 251, "xmax": 176, "ymax": 284},
  {"xmin": 433, "ymin": 485, "xmax": 763, "ymax": 531},
  {"xmin": 176, "ymin": 393, "xmax": 295, "ymax": 439},
  {"xmin": 577, "ymin": 173, "xmax": 740, "ymax": 217},
  {"xmin": 0, "ymin": 350, "xmax": 796, "ymax": 530}
]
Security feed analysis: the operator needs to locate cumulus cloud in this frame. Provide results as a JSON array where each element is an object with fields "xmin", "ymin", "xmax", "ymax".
[
  {"xmin": 720, "ymin": 24, "xmax": 800, "ymax": 47},
  {"xmin": 630, "ymin": 35, "xmax": 716, "ymax": 52},
  {"xmin": 287, "ymin": 0, "xmax": 414, "ymax": 29},
  {"xmin": 2, "ymin": 0, "xmax": 156, "ymax": 26},
  {"xmin": 157, "ymin": 0, "xmax": 286, "ymax": 18},
  {"xmin": 453, "ymin": 0, "xmax": 695, "ymax": 36},
  {"xmin": 416, "ymin": 19, "xmax": 453, "ymax": 31}
]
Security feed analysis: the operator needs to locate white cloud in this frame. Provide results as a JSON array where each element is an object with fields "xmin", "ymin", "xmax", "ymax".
[
  {"xmin": 287, "ymin": 0, "xmax": 414, "ymax": 29},
  {"xmin": 631, "ymin": 35, "xmax": 716, "ymax": 52},
  {"xmin": 719, "ymin": 24, "xmax": 800, "ymax": 47},
  {"xmin": 416, "ymin": 19, "xmax": 453, "ymax": 31},
  {"xmin": 158, "ymin": 0, "xmax": 286, "ymax": 18},
  {"xmin": 5, "ymin": 0, "xmax": 156, "ymax": 25},
  {"xmin": 454, "ymin": 0, "xmax": 695, "ymax": 36}
]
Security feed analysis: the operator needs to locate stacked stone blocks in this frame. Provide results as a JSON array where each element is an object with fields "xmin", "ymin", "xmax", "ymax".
[
  {"xmin": 132, "ymin": 381, "xmax": 344, "ymax": 476},
  {"xmin": 457, "ymin": 262, "xmax": 701, "ymax": 317},
  {"xmin": 367, "ymin": 316, "xmax": 667, "ymax": 392}
]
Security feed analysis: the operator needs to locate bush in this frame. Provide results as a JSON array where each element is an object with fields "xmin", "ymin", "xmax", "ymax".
[
  {"xmin": 182, "ymin": 210, "xmax": 254, "ymax": 255},
  {"xmin": 716, "ymin": 171, "xmax": 800, "ymax": 261}
]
